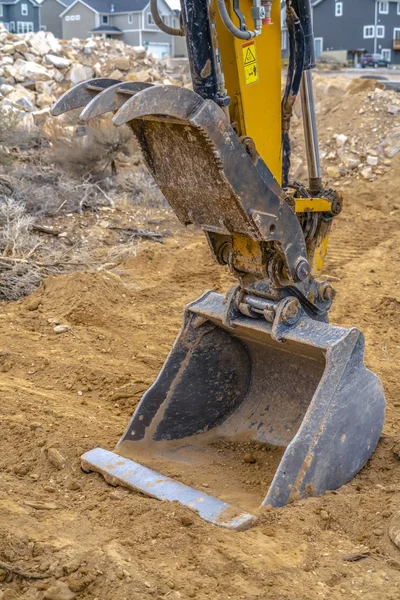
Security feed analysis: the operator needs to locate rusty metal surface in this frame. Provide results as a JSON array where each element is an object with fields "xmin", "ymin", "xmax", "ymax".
[
  {"xmin": 80, "ymin": 81, "xmax": 154, "ymax": 121},
  {"xmin": 112, "ymin": 84, "xmax": 308, "ymax": 283},
  {"xmin": 114, "ymin": 290, "xmax": 385, "ymax": 510},
  {"xmin": 51, "ymin": 78, "xmax": 121, "ymax": 116}
]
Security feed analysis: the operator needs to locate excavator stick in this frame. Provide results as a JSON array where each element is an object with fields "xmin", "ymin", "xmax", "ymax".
[{"xmin": 51, "ymin": 0, "xmax": 385, "ymax": 529}]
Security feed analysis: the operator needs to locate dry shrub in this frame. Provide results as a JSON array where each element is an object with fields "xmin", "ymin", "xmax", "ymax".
[
  {"xmin": 4, "ymin": 164, "xmax": 115, "ymax": 217},
  {"xmin": 0, "ymin": 197, "xmax": 43, "ymax": 301},
  {"xmin": 105, "ymin": 242, "xmax": 138, "ymax": 266},
  {"xmin": 0, "ymin": 197, "xmax": 40, "ymax": 257},
  {"xmin": 0, "ymin": 107, "xmax": 23, "ymax": 165},
  {"xmin": 51, "ymin": 118, "xmax": 135, "ymax": 178},
  {"xmin": 0, "ymin": 106, "xmax": 41, "ymax": 163},
  {"xmin": 0, "ymin": 261, "xmax": 42, "ymax": 301},
  {"xmin": 117, "ymin": 167, "xmax": 167, "ymax": 209}
]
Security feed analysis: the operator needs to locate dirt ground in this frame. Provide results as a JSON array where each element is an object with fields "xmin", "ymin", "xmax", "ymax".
[
  {"xmin": 2, "ymin": 69, "xmax": 400, "ymax": 597},
  {"xmin": 1, "ymin": 152, "xmax": 400, "ymax": 599}
]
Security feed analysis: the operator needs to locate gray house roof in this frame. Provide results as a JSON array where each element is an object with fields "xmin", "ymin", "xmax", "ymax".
[
  {"xmin": 0, "ymin": 0, "xmax": 40, "ymax": 4},
  {"xmin": 62, "ymin": 0, "xmax": 152, "ymax": 13},
  {"xmin": 91, "ymin": 24, "xmax": 122, "ymax": 31},
  {"xmin": 41, "ymin": 0, "xmax": 74, "ymax": 6}
]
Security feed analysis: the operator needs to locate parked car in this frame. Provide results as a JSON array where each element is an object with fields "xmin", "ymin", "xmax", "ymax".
[{"xmin": 360, "ymin": 54, "xmax": 390, "ymax": 68}]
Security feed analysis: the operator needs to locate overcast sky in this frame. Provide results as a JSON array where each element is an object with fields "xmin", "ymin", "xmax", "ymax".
[{"xmin": 168, "ymin": 0, "xmax": 181, "ymax": 10}]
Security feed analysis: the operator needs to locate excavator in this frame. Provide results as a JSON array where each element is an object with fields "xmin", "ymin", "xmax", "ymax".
[{"xmin": 52, "ymin": 0, "xmax": 385, "ymax": 530}]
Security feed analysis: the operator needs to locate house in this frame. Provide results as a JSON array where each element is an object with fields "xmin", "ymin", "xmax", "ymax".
[
  {"xmin": 281, "ymin": 0, "xmax": 400, "ymax": 65},
  {"xmin": 59, "ymin": 0, "xmax": 184, "ymax": 58},
  {"xmin": 40, "ymin": 0, "xmax": 74, "ymax": 38},
  {"xmin": 0, "ymin": 0, "xmax": 40, "ymax": 34}
]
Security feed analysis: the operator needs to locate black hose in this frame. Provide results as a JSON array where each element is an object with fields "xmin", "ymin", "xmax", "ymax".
[
  {"xmin": 283, "ymin": 12, "xmax": 296, "ymax": 106},
  {"xmin": 150, "ymin": 0, "xmax": 184, "ymax": 36},
  {"xmin": 291, "ymin": 0, "xmax": 315, "ymax": 70},
  {"xmin": 291, "ymin": 17, "xmax": 305, "ymax": 95},
  {"xmin": 282, "ymin": 3, "xmax": 305, "ymax": 188}
]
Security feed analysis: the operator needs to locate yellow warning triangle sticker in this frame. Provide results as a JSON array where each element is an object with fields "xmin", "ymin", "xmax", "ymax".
[{"xmin": 244, "ymin": 47, "xmax": 256, "ymax": 65}]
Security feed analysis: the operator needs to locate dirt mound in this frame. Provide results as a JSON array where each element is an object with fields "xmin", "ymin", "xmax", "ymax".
[
  {"xmin": 346, "ymin": 77, "xmax": 385, "ymax": 95},
  {"xmin": 23, "ymin": 271, "xmax": 131, "ymax": 328}
]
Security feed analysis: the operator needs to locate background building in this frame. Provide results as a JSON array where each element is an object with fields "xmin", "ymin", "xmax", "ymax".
[
  {"xmin": 0, "ymin": 0, "xmax": 40, "ymax": 33},
  {"xmin": 282, "ymin": 0, "xmax": 400, "ymax": 65},
  {"xmin": 59, "ymin": 0, "xmax": 183, "ymax": 58},
  {"xmin": 40, "ymin": 0, "xmax": 73, "ymax": 38}
]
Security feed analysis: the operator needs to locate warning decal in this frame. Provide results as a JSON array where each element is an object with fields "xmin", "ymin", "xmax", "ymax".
[{"xmin": 242, "ymin": 40, "xmax": 259, "ymax": 85}]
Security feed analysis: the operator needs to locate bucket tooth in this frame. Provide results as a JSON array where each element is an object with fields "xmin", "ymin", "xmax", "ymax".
[
  {"xmin": 79, "ymin": 81, "xmax": 154, "ymax": 122},
  {"xmin": 112, "ymin": 84, "xmax": 203, "ymax": 126},
  {"xmin": 50, "ymin": 78, "xmax": 122, "ymax": 116},
  {"xmin": 80, "ymin": 291, "xmax": 385, "ymax": 527}
]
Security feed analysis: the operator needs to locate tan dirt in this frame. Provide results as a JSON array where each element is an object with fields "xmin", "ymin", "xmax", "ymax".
[{"xmin": 1, "ymin": 157, "xmax": 400, "ymax": 599}]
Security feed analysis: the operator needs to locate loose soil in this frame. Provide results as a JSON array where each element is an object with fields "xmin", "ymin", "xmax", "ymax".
[{"xmin": 1, "ymin": 151, "xmax": 400, "ymax": 600}]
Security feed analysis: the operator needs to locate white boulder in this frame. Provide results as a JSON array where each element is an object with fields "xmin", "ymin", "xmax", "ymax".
[
  {"xmin": 45, "ymin": 54, "xmax": 72, "ymax": 69},
  {"xmin": 65, "ymin": 63, "xmax": 95, "ymax": 85}
]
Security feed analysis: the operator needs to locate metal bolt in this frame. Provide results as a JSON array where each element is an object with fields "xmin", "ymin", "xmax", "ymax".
[
  {"xmin": 281, "ymin": 298, "xmax": 301, "ymax": 325},
  {"xmin": 320, "ymin": 282, "xmax": 335, "ymax": 302},
  {"xmin": 216, "ymin": 95, "xmax": 231, "ymax": 108},
  {"xmin": 295, "ymin": 259, "xmax": 311, "ymax": 282}
]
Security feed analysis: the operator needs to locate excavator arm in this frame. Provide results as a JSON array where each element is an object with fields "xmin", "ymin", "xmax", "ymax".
[{"xmin": 51, "ymin": 0, "xmax": 385, "ymax": 529}]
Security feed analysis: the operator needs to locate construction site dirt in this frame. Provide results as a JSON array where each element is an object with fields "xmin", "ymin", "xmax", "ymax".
[
  {"xmin": 1, "ymin": 71, "xmax": 400, "ymax": 598},
  {"xmin": 1, "ymin": 158, "xmax": 400, "ymax": 599}
]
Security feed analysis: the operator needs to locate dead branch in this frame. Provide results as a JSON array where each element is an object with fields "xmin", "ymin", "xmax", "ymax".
[
  {"xmin": 0, "ymin": 560, "xmax": 51, "ymax": 580},
  {"xmin": 342, "ymin": 552, "xmax": 371, "ymax": 562},
  {"xmin": 109, "ymin": 226, "xmax": 171, "ymax": 243},
  {"xmin": 0, "ymin": 256, "xmax": 29, "ymax": 263},
  {"xmin": 32, "ymin": 224, "xmax": 61, "ymax": 236}
]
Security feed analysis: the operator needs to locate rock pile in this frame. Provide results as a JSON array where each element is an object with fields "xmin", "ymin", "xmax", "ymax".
[
  {"xmin": 0, "ymin": 25, "xmax": 188, "ymax": 128},
  {"xmin": 0, "ymin": 24, "xmax": 399, "ymax": 183},
  {"xmin": 290, "ymin": 73, "xmax": 400, "ymax": 184}
]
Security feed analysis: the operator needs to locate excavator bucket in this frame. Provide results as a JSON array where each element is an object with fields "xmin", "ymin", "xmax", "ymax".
[
  {"xmin": 52, "ymin": 81, "xmax": 385, "ymax": 530},
  {"xmin": 81, "ymin": 291, "xmax": 384, "ymax": 529}
]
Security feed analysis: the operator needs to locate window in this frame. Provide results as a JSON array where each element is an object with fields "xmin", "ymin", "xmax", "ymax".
[
  {"xmin": 128, "ymin": 13, "xmax": 133, "ymax": 24},
  {"xmin": 21, "ymin": 3, "xmax": 28, "ymax": 15},
  {"xmin": 70, "ymin": 15, "xmax": 75, "ymax": 20},
  {"xmin": 381, "ymin": 49, "xmax": 391, "ymax": 61},
  {"xmin": 40, "ymin": 24, "xmax": 47, "ymax": 31},
  {"xmin": 102, "ymin": 15, "xmax": 109, "ymax": 24},
  {"xmin": 65, "ymin": 15, "xmax": 70, "ymax": 20},
  {"xmin": 378, "ymin": 1, "xmax": 389, "ymax": 14},
  {"xmin": 9, "ymin": 21, "xmax": 15, "ymax": 32},
  {"xmin": 376, "ymin": 25, "xmax": 385, "ymax": 37},
  {"xmin": 147, "ymin": 12, "xmax": 154, "ymax": 25},
  {"xmin": 314, "ymin": 37, "xmax": 323, "ymax": 57},
  {"xmin": 394, "ymin": 27, "xmax": 400, "ymax": 39},
  {"xmin": 335, "ymin": 2, "xmax": 343, "ymax": 16},
  {"xmin": 281, "ymin": 30, "xmax": 287, "ymax": 51},
  {"xmin": 0, "ymin": 5, "xmax": 3, "ymax": 17},
  {"xmin": 76, "ymin": 14, "xmax": 80, "ymax": 20},
  {"xmin": 162, "ymin": 14, "xmax": 169, "ymax": 25},
  {"xmin": 363, "ymin": 25, "xmax": 374, "ymax": 38},
  {"xmin": 17, "ymin": 21, "xmax": 33, "ymax": 33},
  {"xmin": 398, "ymin": 3, "xmax": 400, "ymax": 15}
]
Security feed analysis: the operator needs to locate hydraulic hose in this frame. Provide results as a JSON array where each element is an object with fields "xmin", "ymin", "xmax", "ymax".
[
  {"xmin": 217, "ymin": 0, "xmax": 257, "ymax": 39},
  {"xmin": 291, "ymin": 0, "xmax": 315, "ymax": 69},
  {"xmin": 282, "ymin": 5, "xmax": 305, "ymax": 188},
  {"xmin": 150, "ymin": 0, "xmax": 184, "ymax": 36}
]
